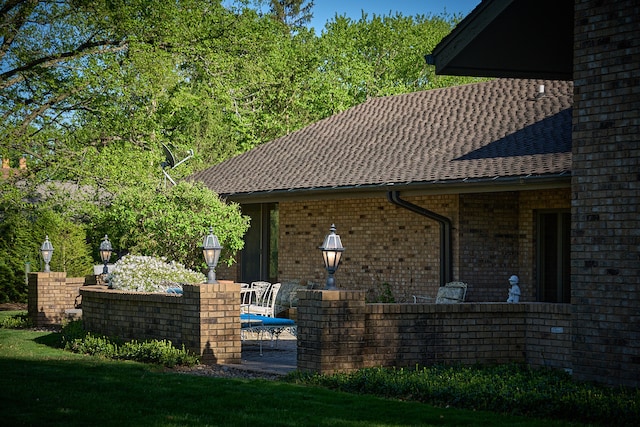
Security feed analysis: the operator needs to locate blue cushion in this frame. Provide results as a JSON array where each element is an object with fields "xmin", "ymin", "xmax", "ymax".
[
  {"xmin": 166, "ymin": 287, "xmax": 183, "ymax": 294},
  {"xmin": 240, "ymin": 313, "xmax": 295, "ymax": 326}
]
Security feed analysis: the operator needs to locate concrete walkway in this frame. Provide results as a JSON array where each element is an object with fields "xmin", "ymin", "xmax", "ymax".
[{"xmin": 233, "ymin": 332, "xmax": 298, "ymax": 375}]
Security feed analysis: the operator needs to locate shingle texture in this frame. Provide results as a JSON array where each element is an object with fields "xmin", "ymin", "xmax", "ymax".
[{"xmin": 190, "ymin": 79, "xmax": 573, "ymax": 195}]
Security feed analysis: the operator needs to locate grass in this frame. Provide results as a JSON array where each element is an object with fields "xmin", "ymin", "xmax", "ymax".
[{"xmin": 0, "ymin": 311, "xmax": 614, "ymax": 426}]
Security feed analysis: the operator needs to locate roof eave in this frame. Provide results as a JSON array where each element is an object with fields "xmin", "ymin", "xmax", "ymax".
[
  {"xmin": 429, "ymin": 0, "xmax": 573, "ymax": 80},
  {"xmin": 218, "ymin": 173, "xmax": 571, "ymax": 204}
]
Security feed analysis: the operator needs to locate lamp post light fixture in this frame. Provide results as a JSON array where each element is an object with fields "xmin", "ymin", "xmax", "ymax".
[
  {"xmin": 202, "ymin": 226, "xmax": 222, "ymax": 284},
  {"xmin": 40, "ymin": 235, "xmax": 54, "ymax": 272},
  {"xmin": 99, "ymin": 234, "xmax": 113, "ymax": 275},
  {"xmin": 319, "ymin": 224, "xmax": 344, "ymax": 290}
]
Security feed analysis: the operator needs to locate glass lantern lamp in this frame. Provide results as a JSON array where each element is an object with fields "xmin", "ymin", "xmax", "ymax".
[
  {"xmin": 202, "ymin": 227, "xmax": 222, "ymax": 284},
  {"xmin": 40, "ymin": 235, "xmax": 54, "ymax": 272},
  {"xmin": 99, "ymin": 235, "xmax": 113, "ymax": 275},
  {"xmin": 319, "ymin": 224, "xmax": 344, "ymax": 290}
]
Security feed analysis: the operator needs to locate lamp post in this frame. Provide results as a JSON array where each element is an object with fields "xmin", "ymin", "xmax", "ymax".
[
  {"xmin": 99, "ymin": 234, "xmax": 113, "ymax": 275},
  {"xmin": 40, "ymin": 235, "xmax": 54, "ymax": 272},
  {"xmin": 24, "ymin": 258, "xmax": 31, "ymax": 285},
  {"xmin": 319, "ymin": 224, "xmax": 344, "ymax": 290},
  {"xmin": 202, "ymin": 226, "xmax": 222, "ymax": 284}
]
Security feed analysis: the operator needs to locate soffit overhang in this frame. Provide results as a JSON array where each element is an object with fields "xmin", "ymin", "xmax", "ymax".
[{"xmin": 428, "ymin": 0, "xmax": 573, "ymax": 80}]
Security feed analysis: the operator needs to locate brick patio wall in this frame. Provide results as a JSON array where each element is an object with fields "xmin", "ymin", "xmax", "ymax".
[
  {"xmin": 80, "ymin": 282, "xmax": 241, "ymax": 365},
  {"xmin": 27, "ymin": 272, "xmax": 84, "ymax": 326},
  {"xmin": 297, "ymin": 290, "xmax": 572, "ymax": 375},
  {"xmin": 571, "ymin": 0, "xmax": 640, "ymax": 387}
]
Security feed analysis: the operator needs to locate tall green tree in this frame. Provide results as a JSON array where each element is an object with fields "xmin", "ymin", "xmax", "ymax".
[
  {"xmin": 0, "ymin": 0, "xmax": 480, "ymax": 302},
  {"xmin": 268, "ymin": 0, "xmax": 314, "ymax": 29},
  {"xmin": 316, "ymin": 12, "xmax": 480, "ymax": 105}
]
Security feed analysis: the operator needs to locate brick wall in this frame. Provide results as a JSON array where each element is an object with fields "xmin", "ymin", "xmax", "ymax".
[
  {"xmin": 27, "ymin": 272, "xmax": 84, "ymax": 326},
  {"xmin": 80, "ymin": 282, "xmax": 241, "ymax": 364},
  {"xmin": 571, "ymin": 0, "xmax": 640, "ymax": 387},
  {"xmin": 297, "ymin": 290, "xmax": 572, "ymax": 375},
  {"xmin": 278, "ymin": 195, "xmax": 458, "ymax": 302},
  {"xmin": 277, "ymin": 189, "xmax": 569, "ymax": 304},
  {"xmin": 458, "ymin": 192, "xmax": 520, "ymax": 301}
]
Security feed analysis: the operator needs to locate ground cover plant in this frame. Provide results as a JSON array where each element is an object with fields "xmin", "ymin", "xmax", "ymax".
[
  {"xmin": 1, "ymin": 310, "xmax": 635, "ymax": 426},
  {"xmin": 288, "ymin": 365, "xmax": 640, "ymax": 426},
  {"xmin": 60, "ymin": 320, "xmax": 199, "ymax": 367}
]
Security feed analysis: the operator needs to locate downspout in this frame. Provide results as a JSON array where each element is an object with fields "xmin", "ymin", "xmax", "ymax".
[{"xmin": 387, "ymin": 191, "xmax": 453, "ymax": 285}]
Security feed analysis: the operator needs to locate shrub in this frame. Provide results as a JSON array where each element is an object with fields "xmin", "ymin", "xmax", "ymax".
[
  {"xmin": 118, "ymin": 340, "xmax": 199, "ymax": 367},
  {"xmin": 90, "ymin": 181, "xmax": 249, "ymax": 270},
  {"xmin": 0, "ymin": 312, "xmax": 32, "ymax": 329},
  {"xmin": 60, "ymin": 319, "xmax": 88, "ymax": 344},
  {"xmin": 287, "ymin": 364, "xmax": 640, "ymax": 426},
  {"xmin": 61, "ymin": 321, "xmax": 199, "ymax": 367},
  {"xmin": 108, "ymin": 254, "xmax": 205, "ymax": 292},
  {"xmin": 0, "ymin": 204, "xmax": 93, "ymax": 303},
  {"xmin": 66, "ymin": 333, "xmax": 119, "ymax": 358}
]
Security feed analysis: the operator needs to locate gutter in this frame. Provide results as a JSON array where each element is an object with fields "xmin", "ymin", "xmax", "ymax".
[
  {"xmin": 218, "ymin": 173, "xmax": 571, "ymax": 203},
  {"xmin": 387, "ymin": 190, "xmax": 452, "ymax": 286}
]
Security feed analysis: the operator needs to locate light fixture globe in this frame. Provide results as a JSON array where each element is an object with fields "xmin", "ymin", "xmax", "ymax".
[
  {"xmin": 40, "ymin": 235, "xmax": 54, "ymax": 272},
  {"xmin": 99, "ymin": 235, "xmax": 113, "ymax": 275},
  {"xmin": 319, "ymin": 224, "xmax": 344, "ymax": 290},
  {"xmin": 202, "ymin": 226, "xmax": 222, "ymax": 284}
]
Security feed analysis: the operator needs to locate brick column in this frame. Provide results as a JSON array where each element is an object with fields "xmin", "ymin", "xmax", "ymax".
[
  {"xmin": 182, "ymin": 281, "xmax": 241, "ymax": 365},
  {"xmin": 27, "ymin": 272, "xmax": 82, "ymax": 326},
  {"xmin": 571, "ymin": 0, "xmax": 640, "ymax": 387},
  {"xmin": 297, "ymin": 289, "xmax": 366, "ymax": 374}
]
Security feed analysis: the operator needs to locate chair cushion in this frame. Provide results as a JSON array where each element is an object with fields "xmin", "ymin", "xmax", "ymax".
[{"xmin": 240, "ymin": 313, "xmax": 295, "ymax": 326}]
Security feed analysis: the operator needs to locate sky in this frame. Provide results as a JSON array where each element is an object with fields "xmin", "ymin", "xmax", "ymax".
[{"xmin": 308, "ymin": 0, "xmax": 481, "ymax": 31}]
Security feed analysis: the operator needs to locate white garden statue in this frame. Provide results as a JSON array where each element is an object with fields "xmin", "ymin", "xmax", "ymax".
[{"xmin": 507, "ymin": 275, "xmax": 521, "ymax": 303}]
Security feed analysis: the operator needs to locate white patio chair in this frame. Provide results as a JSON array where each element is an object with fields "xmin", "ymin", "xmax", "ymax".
[
  {"xmin": 245, "ymin": 283, "xmax": 281, "ymax": 317},
  {"xmin": 250, "ymin": 281, "xmax": 271, "ymax": 302}
]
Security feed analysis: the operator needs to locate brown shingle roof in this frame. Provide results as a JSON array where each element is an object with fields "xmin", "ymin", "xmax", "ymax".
[{"xmin": 190, "ymin": 79, "xmax": 572, "ymax": 197}]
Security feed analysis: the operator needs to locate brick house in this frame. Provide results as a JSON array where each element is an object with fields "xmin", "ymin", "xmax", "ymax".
[
  {"xmin": 191, "ymin": 0, "xmax": 639, "ymax": 387},
  {"xmin": 191, "ymin": 77, "xmax": 574, "ymax": 305},
  {"xmin": 424, "ymin": 0, "xmax": 639, "ymax": 389}
]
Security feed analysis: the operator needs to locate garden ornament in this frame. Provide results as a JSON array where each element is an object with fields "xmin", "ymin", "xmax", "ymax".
[{"xmin": 507, "ymin": 274, "xmax": 521, "ymax": 303}]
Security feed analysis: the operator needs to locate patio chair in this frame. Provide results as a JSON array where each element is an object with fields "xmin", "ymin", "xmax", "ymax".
[
  {"xmin": 435, "ymin": 281, "xmax": 467, "ymax": 304},
  {"xmin": 244, "ymin": 282, "xmax": 281, "ymax": 317},
  {"xmin": 412, "ymin": 281, "xmax": 468, "ymax": 304},
  {"xmin": 250, "ymin": 281, "xmax": 271, "ymax": 301}
]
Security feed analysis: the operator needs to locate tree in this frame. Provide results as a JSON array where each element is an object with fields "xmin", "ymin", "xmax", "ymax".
[
  {"xmin": 0, "ymin": 202, "xmax": 93, "ymax": 303},
  {"xmin": 315, "ymin": 12, "xmax": 481, "ymax": 105},
  {"xmin": 268, "ymin": 0, "xmax": 314, "ymax": 29},
  {"xmin": 0, "ymin": 0, "xmax": 481, "ymax": 302},
  {"xmin": 90, "ymin": 181, "xmax": 250, "ymax": 270}
]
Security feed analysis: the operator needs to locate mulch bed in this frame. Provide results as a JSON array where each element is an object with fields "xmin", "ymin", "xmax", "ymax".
[{"xmin": 0, "ymin": 303, "xmax": 27, "ymax": 311}]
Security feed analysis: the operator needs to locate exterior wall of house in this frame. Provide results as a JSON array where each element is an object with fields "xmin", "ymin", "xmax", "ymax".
[
  {"xmin": 278, "ymin": 194, "xmax": 459, "ymax": 302},
  {"xmin": 457, "ymin": 192, "xmax": 520, "ymax": 301},
  {"xmin": 571, "ymin": 0, "xmax": 640, "ymax": 387},
  {"xmin": 275, "ymin": 189, "xmax": 570, "ymax": 303}
]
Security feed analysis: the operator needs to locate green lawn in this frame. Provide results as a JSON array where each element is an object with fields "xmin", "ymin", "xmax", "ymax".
[{"xmin": 0, "ymin": 311, "xmax": 600, "ymax": 426}]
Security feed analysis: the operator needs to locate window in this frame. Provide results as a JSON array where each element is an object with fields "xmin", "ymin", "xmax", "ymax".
[{"xmin": 536, "ymin": 211, "xmax": 571, "ymax": 303}]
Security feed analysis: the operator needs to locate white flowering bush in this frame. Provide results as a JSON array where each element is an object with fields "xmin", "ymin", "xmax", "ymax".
[{"xmin": 108, "ymin": 255, "xmax": 205, "ymax": 293}]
